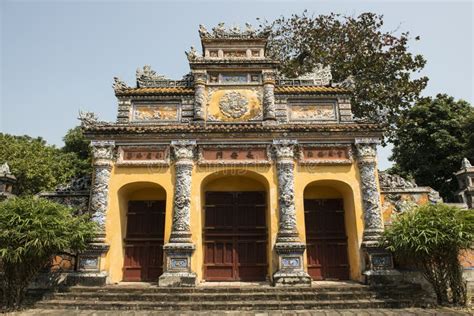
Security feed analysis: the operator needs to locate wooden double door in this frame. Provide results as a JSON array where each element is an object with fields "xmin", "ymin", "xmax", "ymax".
[
  {"xmin": 123, "ymin": 200, "xmax": 165, "ymax": 282},
  {"xmin": 204, "ymin": 191, "xmax": 268, "ymax": 281},
  {"xmin": 304, "ymin": 198, "xmax": 350, "ymax": 280}
]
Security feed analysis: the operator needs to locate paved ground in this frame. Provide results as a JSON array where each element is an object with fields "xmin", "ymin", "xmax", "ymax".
[{"xmin": 5, "ymin": 308, "xmax": 473, "ymax": 316}]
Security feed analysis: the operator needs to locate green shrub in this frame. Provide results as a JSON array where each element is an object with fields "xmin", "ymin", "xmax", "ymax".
[
  {"xmin": 383, "ymin": 203, "xmax": 474, "ymax": 306},
  {"xmin": 0, "ymin": 196, "xmax": 97, "ymax": 310}
]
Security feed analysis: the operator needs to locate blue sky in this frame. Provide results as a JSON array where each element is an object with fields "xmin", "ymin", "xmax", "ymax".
[{"xmin": 1, "ymin": 0, "xmax": 472, "ymax": 170}]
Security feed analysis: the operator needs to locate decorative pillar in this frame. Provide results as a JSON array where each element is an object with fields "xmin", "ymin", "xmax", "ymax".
[
  {"xmin": 262, "ymin": 70, "xmax": 277, "ymax": 122},
  {"xmin": 355, "ymin": 138, "xmax": 398, "ymax": 284},
  {"xmin": 272, "ymin": 140, "xmax": 311, "ymax": 286},
  {"xmin": 159, "ymin": 140, "xmax": 197, "ymax": 287},
  {"xmin": 193, "ymin": 70, "xmax": 206, "ymax": 121},
  {"xmin": 73, "ymin": 140, "xmax": 114, "ymax": 285}
]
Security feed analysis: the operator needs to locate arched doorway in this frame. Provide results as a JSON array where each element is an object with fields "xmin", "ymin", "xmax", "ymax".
[
  {"xmin": 120, "ymin": 183, "xmax": 167, "ymax": 282},
  {"xmin": 202, "ymin": 173, "xmax": 268, "ymax": 281},
  {"xmin": 304, "ymin": 182, "xmax": 351, "ymax": 280}
]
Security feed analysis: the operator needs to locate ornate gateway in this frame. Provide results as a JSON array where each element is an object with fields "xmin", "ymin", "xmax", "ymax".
[{"xmin": 81, "ymin": 23, "xmax": 392, "ymax": 288}]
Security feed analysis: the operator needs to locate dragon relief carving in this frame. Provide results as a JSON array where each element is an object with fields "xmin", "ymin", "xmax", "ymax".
[{"xmin": 219, "ymin": 91, "xmax": 249, "ymax": 119}]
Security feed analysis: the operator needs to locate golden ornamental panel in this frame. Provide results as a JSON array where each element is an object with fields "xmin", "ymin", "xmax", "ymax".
[{"xmin": 206, "ymin": 87, "xmax": 263, "ymax": 122}]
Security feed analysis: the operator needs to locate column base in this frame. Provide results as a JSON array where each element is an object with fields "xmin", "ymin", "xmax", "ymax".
[
  {"xmin": 362, "ymin": 246, "xmax": 399, "ymax": 286},
  {"xmin": 159, "ymin": 242, "xmax": 196, "ymax": 287},
  {"xmin": 273, "ymin": 242, "xmax": 311, "ymax": 287},
  {"xmin": 158, "ymin": 272, "xmax": 197, "ymax": 287},
  {"xmin": 273, "ymin": 270, "xmax": 311, "ymax": 287},
  {"xmin": 66, "ymin": 271, "xmax": 108, "ymax": 286}
]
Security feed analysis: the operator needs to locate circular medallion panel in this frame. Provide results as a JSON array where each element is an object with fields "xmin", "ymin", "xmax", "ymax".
[{"xmin": 218, "ymin": 91, "xmax": 249, "ymax": 119}]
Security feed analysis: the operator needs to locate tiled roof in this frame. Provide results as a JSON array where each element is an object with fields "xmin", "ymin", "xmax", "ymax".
[
  {"xmin": 274, "ymin": 86, "xmax": 350, "ymax": 94},
  {"xmin": 115, "ymin": 85, "xmax": 350, "ymax": 96},
  {"xmin": 115, "ymin": 87, "xmax": 194, "ymax": 96},
  {"xmin": 85, "ymin": 122, "xmax": 382, "ymax": 134}
]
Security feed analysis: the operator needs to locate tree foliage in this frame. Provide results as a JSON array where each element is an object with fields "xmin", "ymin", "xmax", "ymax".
[
  {"xmin": 0, "ymin": 196, "xmax": 97, "ymax": 310},
  {"xmin": 62, "ymin": 126, "xmax": 92, "ymax": 176},
  {"xmin": 390, "ymin": 94, "xmax": 473, "ymax": 200},
  {"xmin": 262, "ymin": 11, "xmax": 428, "ymax": 135},
  {"xmin": 0, "ymin": 134, "xmax": 85, "ymax": 195},
  {"xmin": 383, "ymin": 203, "xmax": 474, "ymax": 306}
]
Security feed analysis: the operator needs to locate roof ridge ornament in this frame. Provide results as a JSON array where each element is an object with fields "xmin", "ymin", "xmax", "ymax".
[
  {"xmin": 78, "ymin": 110, "xmax": 100, "ymax": 128},
  {"xmin": 199, "ymin": 22, "xmax": 269, "ymax": 39},
  {"xmin": 185, "ymin": 46, "xmax": 201, "ymax": 62},
  {"xmin": 297, "ymin": 64, "xmax": 333, "ymax": 86},
  {"xmin": 112, "ymin": 77, "xmax": 129, "ymax": 92}
]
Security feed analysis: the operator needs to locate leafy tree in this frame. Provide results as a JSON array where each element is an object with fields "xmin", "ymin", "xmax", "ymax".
[
  {"xmin": 262, "ymin": 12, "xmax": 427, "ymax": 124},
  {"xmin": 62, "ymin": 126, "xmax": 92, "ymax": 176},
  {"xmin": 261, "ymin": 12, "xmax": 428, "ymax": 137},
  {"xmin": 390, "ymin": 94, "xmax": 473, "ymax": 200},
  {"xmin": 0, "ymin": 134, "xmax": 85, "ymax": 195},
  {"xmin": 0, "ymin": 196, "xmax": 97, "ymax": 310},
  {"xmin": 383, "ymin": 204, "xmax": 474, "ymax": 306}
]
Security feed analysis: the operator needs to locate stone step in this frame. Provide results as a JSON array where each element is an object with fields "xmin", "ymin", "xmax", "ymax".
[
  {"xmin": 61, "ymin": 284, "xmax": 420, "ymax": 294},
  {"xmin": 47, "ymin": 291, "xmax": 384, "ymax": 302},
  {"xmin": 35, "ymin": 298, "xmax": 416, "ymax": 311}
]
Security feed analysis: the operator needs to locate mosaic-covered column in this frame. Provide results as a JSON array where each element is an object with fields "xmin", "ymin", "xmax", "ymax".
[
  {"xmin": 272, "ymin": 140, "xmax": 311, "ymax": 286},
  {"xmin": 75, "ymin": 140, "xmax": 114, "ymax": 284},
  {"xmin": 159, "ymin": 140, "xmax": 197, "ymax": 287},
  {"xmin": 355, "ymin": 138, "xmax": 396, "ymax": 283},
  {"xmin": 193, "ymin": 70, "xmax": 206, "ymax": 121},
  {"xmin": 262, "ymin": 70, "xmax": 277, "ymax": 121}
]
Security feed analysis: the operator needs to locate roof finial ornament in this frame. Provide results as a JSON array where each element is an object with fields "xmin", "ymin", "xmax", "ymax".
[
  {"xmin": 245, "ymin": 22, "xmax": 255, "ymax": 36},
  {"xmin": 185, "ymin": 46, "xmax": 201, "ymax": 61},
  {"xmin": 461, "ymin": 157, "xmax": 472, "ymax": 169},
  {"xmin": 198, "ymin": 24, "xmax": 210, "ymax": 37},
  {"xmin": 0, "ymin": 162, "xmax": 11, "ymax": 175},
  {"xmin": 332, "ymin": 75, "xmax": 356, "ymax": 89},
  {"xmin": 112, "ymin": 77, "xmax": 129, "ymax": 92},
  {"xmin": 78, "ymin": 110, "xmax": 99, "ymax": 128},
  {"xmin": 212, "ymin": 22, "xmax": 226, "ymax": 37}
]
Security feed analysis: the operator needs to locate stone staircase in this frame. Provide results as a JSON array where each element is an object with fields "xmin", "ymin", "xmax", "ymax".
[{"xmin": 33, "ymin": 282, "xmax": 435, "ymax": 311}]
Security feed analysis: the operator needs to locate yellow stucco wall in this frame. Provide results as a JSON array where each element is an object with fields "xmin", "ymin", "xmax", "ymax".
[{"xmin": 104, "ymin": 161, "xmax": 367, "ymax": 283}]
